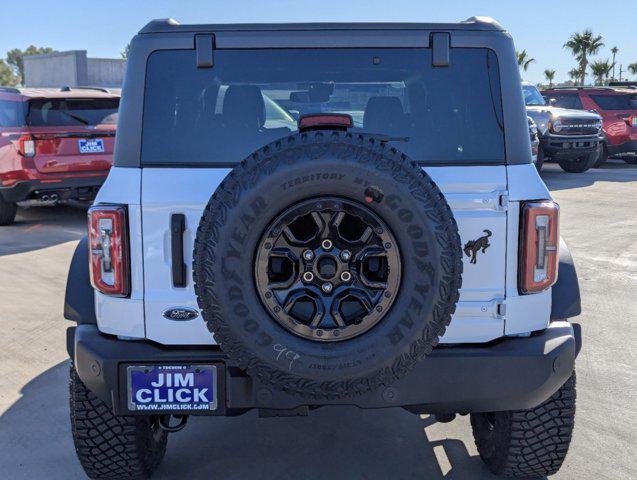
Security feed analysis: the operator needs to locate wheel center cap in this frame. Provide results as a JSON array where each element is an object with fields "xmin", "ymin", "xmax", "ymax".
[{"xmin": 317, "ymin": 255, "xmax": 338, "ymax": 279}]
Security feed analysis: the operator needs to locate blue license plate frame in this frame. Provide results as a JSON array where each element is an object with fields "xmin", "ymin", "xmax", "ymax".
[{"xmin": 127, "ymin": 365, "xmax": 217, "ymax": 412}]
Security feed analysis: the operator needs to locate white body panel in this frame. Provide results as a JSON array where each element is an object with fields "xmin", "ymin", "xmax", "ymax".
[{"xmin": 94, "ymin": 163, "xmax": 553, "ymax": 345}]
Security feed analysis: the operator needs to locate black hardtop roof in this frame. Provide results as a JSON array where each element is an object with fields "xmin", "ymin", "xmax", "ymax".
[{"xmin": 139, "ymin": 17, "xmax": 505, "ymax": 34}]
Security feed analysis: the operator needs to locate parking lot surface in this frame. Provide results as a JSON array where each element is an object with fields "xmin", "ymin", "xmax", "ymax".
[{"xmin": 0, "ymin": 161, "xmax": 635, "ymax": 479}]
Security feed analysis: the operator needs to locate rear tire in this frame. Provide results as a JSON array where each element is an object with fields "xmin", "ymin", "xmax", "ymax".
[
  {"xmin": 0, "ymin": 194, "xmax": 17, "ymax": 225},
  {"xmin": 557, "ymin": 151, "xmax": 597, "ymax": 173},
  {"xmin": 470, "ymin": 373, "xmax": 576, "ymax": 478},
  {"xmin": 70, "ymin": 365, "xmax": 168, "ymax": 479},
  {"xmin": 593, "ymin": 144, "xmax": 608, "ymax": 168}
]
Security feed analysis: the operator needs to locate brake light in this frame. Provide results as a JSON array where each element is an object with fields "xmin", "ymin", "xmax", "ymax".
[
  {"xmin": 88, "ymin": 205, "xmax": 130, "ymax": 296},
  {"xmin": 17, "ymin": 135, "xmax": 35, "ymax": 157},
  {"xmin": 519, "ymin": 201, "xmax": 559, "ymax": 294},
  {"xmin": 299, "ymin": 113, "xmax": 353, "ymax": 131}
]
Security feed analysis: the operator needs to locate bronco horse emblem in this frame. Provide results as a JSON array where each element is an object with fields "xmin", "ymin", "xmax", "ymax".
[{"xmin": 463, "ymin": 229, "xmax": 492, "ymax": 264}]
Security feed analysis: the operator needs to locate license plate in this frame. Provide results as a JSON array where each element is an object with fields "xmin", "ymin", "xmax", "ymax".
[
  {"xmin": 127, "ymin": 365, "xmax": 217, "ymax": 412},
  {"xmin": 78, "ymin": 138, "xmax": 105, "ymax": 154}
]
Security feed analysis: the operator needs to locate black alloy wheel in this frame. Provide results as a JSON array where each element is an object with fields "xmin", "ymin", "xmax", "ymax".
[{"xmin": 255, "ymin": 197, "xmax": 401, "ymax": 342}]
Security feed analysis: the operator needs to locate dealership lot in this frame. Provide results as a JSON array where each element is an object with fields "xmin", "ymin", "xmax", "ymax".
[{"xmin": 0, "ymin": 161, "xmax": 635, "ymax": 479}]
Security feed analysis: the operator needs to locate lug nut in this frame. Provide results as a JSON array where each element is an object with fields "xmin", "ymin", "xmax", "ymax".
[
  {"xmin": 340, "ymin": 271, "xmax": 352, "ymax": 282},
  {"xmin": 321, "ymin": 239, "xmax": 333, "ymax": 250},
  {"xmin": 321, "ymin": 282, "xmax": 333, "ymax": 293},
  {"xmin": 302, "ymin": 272, "xmax": 314, "ymax": 283},
  {"xmin": 303, "ymin": 249, "xmax": 314, "ymax": 261},
  {"xmin": 340, "ymin": 250, "xmax": 352, "ymax": 261}
]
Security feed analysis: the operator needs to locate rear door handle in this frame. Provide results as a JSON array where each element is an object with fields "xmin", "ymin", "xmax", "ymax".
[{"xmin": 170, "ymin": 214, "xmax": 187, "ymax": 287}]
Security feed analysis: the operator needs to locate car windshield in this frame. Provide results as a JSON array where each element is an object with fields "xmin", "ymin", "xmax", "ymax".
[
  {"xmin": 141, "ymin": 48, "xmax": 505, "ymax": 165},
  {"xmin": 522, "ymin": 85, "xmax": 546, "ymax": 106},
  {"xmin": 590, "ymin": 94, "xmax": 636, "ymax": 111},
  {"xmin": 26, "ymin": 98, "xmax": 119, "ymax": 126}
]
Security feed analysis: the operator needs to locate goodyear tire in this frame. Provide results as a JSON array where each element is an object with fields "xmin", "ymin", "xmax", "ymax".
[{"xmin": 193, "ymin": 130, "xmax": 462, "ymax": 399}]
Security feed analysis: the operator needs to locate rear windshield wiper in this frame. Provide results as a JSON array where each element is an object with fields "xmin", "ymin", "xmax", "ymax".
[{"xmin": 60, "ymin": 110, "xmax": 90, "ymax": 125}]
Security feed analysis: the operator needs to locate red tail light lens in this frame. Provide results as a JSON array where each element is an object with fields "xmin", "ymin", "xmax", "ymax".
[
  {"xmin": 519, "ymin": 201, "xmax": 559, "ymax": 294},
  {"xmin": 88, "ymin": 205, "xmax": 130, "ymax": 297},
  {"xmin": 17, "ymin": 135, "xmax": 35, "ymax": 157}
]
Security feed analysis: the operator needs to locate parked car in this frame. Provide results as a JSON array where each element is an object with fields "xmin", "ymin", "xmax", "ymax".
[
  {"xmin": 542, "ymin": 86, "xmax": 637, "ymax": 166},
  {"xmin": 65, "ymin": 17, "xmax": 581, "ymax": 479},
  {"xmin": 0, "ymin": 86, "xmax": 119, "ymax": 225},
  {"xmin": 522, "ymin": 82, "xmax": 602, "ymax": 172},
  {"xmin": 529, "ymin": 115, "xmax": 540, "ymax": 166}
]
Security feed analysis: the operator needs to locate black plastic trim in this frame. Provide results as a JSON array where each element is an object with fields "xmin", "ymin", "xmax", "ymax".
[
  {"xmin": 64, "ymin": 236, "xmax": 97, "ymax": 325},
  {"xmin": 606, "ymin": 139, "xmax": 637, "ymax": 155},
  {"xmin": 551, "ymin": 238, "xmax": 581, "ymax": 320},
  {"xmin": 170, "ymin": 213, "xmax": 187, "ymax": 287},
  {"xmin": 71, "ymin": 321, "xmax": 577, "ymax": 415},
  {"xmin": 195, "ymin": 34, "xmax": 214, "ymax": 67},
  {"xmin": 431, "ymin": 32, "xmax": 450, "ymax": 67}
]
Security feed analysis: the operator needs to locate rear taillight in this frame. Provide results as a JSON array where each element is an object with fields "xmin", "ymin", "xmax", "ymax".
[
  {"xmin": 17, "ymin": 135, "xmax": 35, "ymax": 157},
  {"xmin": 88, "ymin": 205, "xmax": 130, "ymax": 297},
  {"xmin": 519, "ymin": 201, "xmax": 559, "ymax": 294}
]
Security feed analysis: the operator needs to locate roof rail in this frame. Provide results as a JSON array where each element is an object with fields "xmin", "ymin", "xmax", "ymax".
[
  {"xmin": 0, "ymin": 86, "xmax": 21, "ymax": 94},
  {"xmin": 60, "ymin": 85, "xmax": 111, "ymax": 94}
]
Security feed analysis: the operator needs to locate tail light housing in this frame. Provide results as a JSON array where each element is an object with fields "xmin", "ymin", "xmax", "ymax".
[
  {"xmin": 519, "ymin": 201, "xmax": 559, "ymax": 294},
  {"xmin": 88, "ymin": 205, "xmax": 130, "ymax": 297},
  {"xmin": 17, "ymin": 135, "xmax": 35, "ymax": 157}
]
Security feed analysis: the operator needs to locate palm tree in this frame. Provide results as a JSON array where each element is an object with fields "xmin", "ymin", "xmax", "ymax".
[
  {"xmin": 629, "ymin": 63, "xmax": 637, "ymax": 76},
  {"xmin": 544, "ymin": 69, "xmax": 556, "ymax": 87},
  {"xmin": 516, "ymin": 49, "xmax": 536, "ymax": 72},
  {"xmin": 610, "ymin": 46, "xmax": 619, "ymax": 80},
  {"xmin": 590, "ymin": 60, "xmax": 613, "ymax": 86},
  {"xmin": 564, "ymin": 30, "xmax": 604, "ymax": 85},
  {"xmin": 568, "ymin": 68, "xmax": 581, "ymax": 84}
]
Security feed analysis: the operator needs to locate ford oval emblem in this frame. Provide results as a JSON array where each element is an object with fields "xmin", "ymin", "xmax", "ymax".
[{"xmin": 162, "ymin": 307, "xmax": 199, "ymax": 321}]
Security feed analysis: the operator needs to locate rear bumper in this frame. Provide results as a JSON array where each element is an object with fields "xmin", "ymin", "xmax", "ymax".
[
  {"xmin": 606, "ymin": 139, "xmax": 637, "ymax": 156},
  {"xmin": 69, "ymin": 321, "xmax": 580, "ymax": 416},
  {"xmin": 0, "ymin": 175, "xmax": 107, "ymax": 202},
  {"xmin": 541, "ymin": 133, "xmax": 599, "ymax": 159}
]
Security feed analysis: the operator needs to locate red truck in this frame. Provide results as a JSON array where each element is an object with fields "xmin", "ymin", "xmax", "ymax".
[
  {"xmin": 542, "ymin": 86, "xmax": 637, "ymax": 167},
  {"xmin": 0, "ymin": 86, "xmax": 119, "ymax": 225}
]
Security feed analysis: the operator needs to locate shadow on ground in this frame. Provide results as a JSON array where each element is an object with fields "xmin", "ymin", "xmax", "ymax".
[
  {"xmin": 541, "ymin": 159, "xmax": 637, "ymax": 192},
  {"xmin": 0, "ymin": 205, "xmax": 86, "ymax": 256},
  {"xmin": 0, "ymin": 361, "xmax": 507, "ymax": 480}
]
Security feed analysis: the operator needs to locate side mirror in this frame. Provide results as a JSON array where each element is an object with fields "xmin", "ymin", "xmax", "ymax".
[{"xmin": 548, "ymin": 98, "xmax": 558, "ymax": 106}]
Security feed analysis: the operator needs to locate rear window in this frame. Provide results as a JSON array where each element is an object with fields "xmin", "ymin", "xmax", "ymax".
[
  {"xmin": 26, "ymin": 98, "xmax": 119, "ymax": 126},
  {"xmin": 590, "ymin": 94, "xmax": 636, "ymax": 111},
  {"xmin": 141, "ymin": 48, "xmax": 504, "ymax": 165},
  {"xmin": 0, "ymin": 100, "xmax": 25, "ymax": 127}
]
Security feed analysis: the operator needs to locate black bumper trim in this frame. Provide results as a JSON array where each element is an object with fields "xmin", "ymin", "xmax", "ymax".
[
  {"xmin": 606, "ymin": 139, "xmax": 637, "ymax": 156},
  {"xmin": 540, "ymin": 134, "xmax": 599, "ymax": 159},
  {"xmin": 70, "ymin": 321, "xmax": 579, "ymax": 416},
  {"xmin": 0, "ymin": 175, "xmax": 107, "ymax": 203}
]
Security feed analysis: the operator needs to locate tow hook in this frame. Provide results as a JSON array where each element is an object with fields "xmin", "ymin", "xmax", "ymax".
[{"xmin": 158, "ymin": 414, "xmax": 188, "ymax": 433}]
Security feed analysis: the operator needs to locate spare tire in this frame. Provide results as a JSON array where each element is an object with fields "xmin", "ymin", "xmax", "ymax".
[{"xmin": 193, "ymin": 130, "xmax": 462, "ymax": 399}]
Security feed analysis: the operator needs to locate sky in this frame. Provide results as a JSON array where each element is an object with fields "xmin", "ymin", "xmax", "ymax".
[{"xmin": 1, "ymin": 0, "xmax": 635, "ymax": 85}]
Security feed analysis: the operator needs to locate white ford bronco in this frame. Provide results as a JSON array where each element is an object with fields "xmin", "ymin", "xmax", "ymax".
[{"xmin": 64, "ymin": 17, "xmax": 582, "ymax": 479}]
